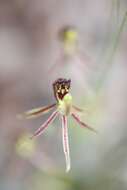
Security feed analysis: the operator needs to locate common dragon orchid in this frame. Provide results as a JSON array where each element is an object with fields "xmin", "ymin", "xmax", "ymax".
[{"xmin": 20, "ymin": 78, "xmax": 96, "ymax": 172}]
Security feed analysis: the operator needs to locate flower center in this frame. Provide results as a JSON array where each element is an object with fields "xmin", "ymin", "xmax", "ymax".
[
  {"xmin": 53, "ymin": 78, "xmax": 71, "ymax": 101},
  {"xmin": 58, "ymin": 93, "xmax": 72, "ymax": 116}
]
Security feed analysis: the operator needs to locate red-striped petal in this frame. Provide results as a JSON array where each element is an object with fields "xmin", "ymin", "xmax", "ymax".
[
  {"xmin": 31, "ymin": 110, "xmax": 58, "ymax": 139},
  {"xmin": 61, "ymin": 115, "xmax": 71, "ymax": 172},
  {"xmin": 72, "ymin": 113, "xmax": 97, "ymax": 133}
]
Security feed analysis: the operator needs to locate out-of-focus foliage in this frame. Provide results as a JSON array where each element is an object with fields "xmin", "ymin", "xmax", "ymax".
[
  {"xmin": 15, "ymin": 133, "xmax": 36, "ymax": 158},
  {"xmin": 0, "ymin": 0, "xmax": 127, "ymax": 190}
]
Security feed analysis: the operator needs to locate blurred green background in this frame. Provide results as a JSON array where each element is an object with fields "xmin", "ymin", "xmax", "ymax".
[{"xmin": 0, "ymin": 0, "xmax": 127, "ymax": 189}]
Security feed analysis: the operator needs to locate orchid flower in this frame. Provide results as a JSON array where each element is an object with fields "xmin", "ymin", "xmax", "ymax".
[
  {"xmin": 20, "ymin": 78, "xmax": 96, "ymax": 172},
  {"xmin": 49, "ymin": 26, "xmax": 96, "ymax": 74}
]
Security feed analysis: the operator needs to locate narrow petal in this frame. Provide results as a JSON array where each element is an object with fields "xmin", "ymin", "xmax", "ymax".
[
  {"xmin": 48, "ymin": 53, "xmax": 65, "ymax": 74},
  {"xmin": 72, "ymin": 113, "xmax": 97, "ymax": 133},
  {"xmin": 31, "ymin": 110, "xmax": 58, "ymax": 139},
  {"xmin": 72, "ymin": 105, "xmax": 84, "ymax": 112},
  {"xmin": 61, "ymin": 115, "xmax": 71, "ymax": 172},
  {"xmin": 78, "ymin": 51, "xmax": 98, "ymax": 70},
  {"xmin": 18, "ymin": 104, "xmax": 56, "ymax": 119}
]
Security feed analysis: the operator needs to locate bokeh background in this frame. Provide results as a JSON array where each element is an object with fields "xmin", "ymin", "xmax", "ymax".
[{"xmin": 0, "ymin": 0, "xmax": 127, "ymax": 189}]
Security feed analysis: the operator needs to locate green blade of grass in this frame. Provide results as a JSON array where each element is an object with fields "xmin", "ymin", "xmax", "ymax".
[{"xmin": 95, "ymin": 11, "xmax": 127, "ymax": 92}]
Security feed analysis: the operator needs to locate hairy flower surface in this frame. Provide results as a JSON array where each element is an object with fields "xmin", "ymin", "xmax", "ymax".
[{"xmin": 20, "ymin": 78, "xmax": 96, "ymax": 172}]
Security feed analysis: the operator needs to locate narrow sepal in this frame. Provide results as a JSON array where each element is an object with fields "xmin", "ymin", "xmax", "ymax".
[
  {"xmin": 71, "ymin": 113, "xmax": 97, "ymax": 133},
  {"xmin": 77, "ymin": 51, "xmax": 98, "ymax": 70},
  {"xmin": 30, "ymin": 110, "xmax": 58, "ymax": 139},
  {"xmin": 72, "ymin": 105, "xmax": 84, "ymax": 112},
  {"xmin": 61, "ymin": 115, "xmax": 71, "ymax": 172},
  {"xmin": 48, "ymin": 52, "xmax": 65, "ymax": 74},
  {"xmin": 18, "ymin": 104, "xmax": 56, "ymax": 119}
]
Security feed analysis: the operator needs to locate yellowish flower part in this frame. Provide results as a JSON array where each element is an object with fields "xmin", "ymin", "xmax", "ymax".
[
  {"xmin": 63, "ymin": 29, "xmax": 77, "ymax": 43},
  {"xmin": 63, "ymin": 30, "xmax": 78, "ymax": 55},
  {"xmin": 58, "ymin": 93, "xmax": 72, "ymax": 116}
]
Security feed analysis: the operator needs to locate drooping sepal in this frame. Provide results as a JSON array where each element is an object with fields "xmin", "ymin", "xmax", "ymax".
[
  {"xmin": 72, "ymin": 112, "xmax": 97, "ymax": 133},
  {"xmin": 61, "ymin": 115, "xmax": 71, "ymax": 172},
  {"xmin": 31, "ymin": 110, "xmax": 58, "ymax": 139},
  {"xmin": 17, "ymin": 104, "xmax": 56, "ymax": 119}
]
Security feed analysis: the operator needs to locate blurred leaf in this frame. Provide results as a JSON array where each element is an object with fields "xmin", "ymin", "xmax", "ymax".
[
  {"xmin": 96, "ymin": 11, "xmax": 127, "ymax": 91},
  {"xmin": 15, "ymin": 133, "xmax": 36, "ymax": 158}
]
